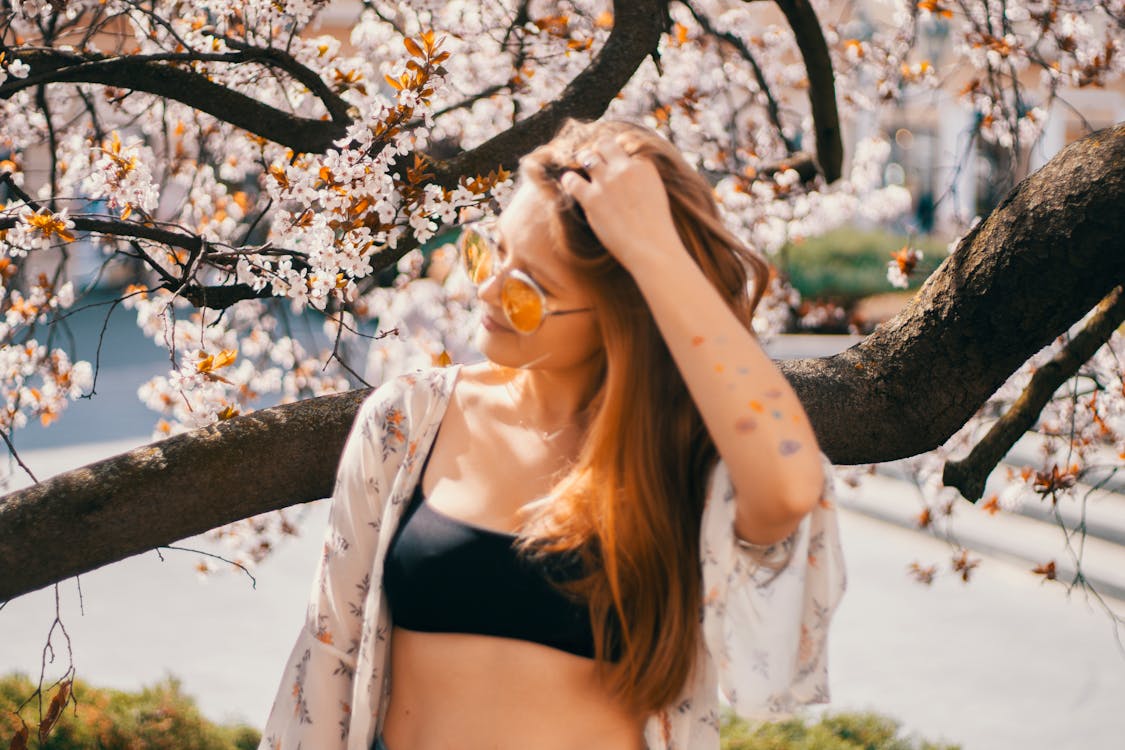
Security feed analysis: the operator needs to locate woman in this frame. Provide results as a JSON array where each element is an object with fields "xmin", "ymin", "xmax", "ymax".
[{"xmin": 259, "ymin": 118, "xmax": 845, "ymax": 750}]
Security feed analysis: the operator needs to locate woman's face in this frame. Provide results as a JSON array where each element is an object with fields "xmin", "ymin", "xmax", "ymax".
[{"xmin": 473, "ymin": 180, "xmax": 603, "ymax": 372}]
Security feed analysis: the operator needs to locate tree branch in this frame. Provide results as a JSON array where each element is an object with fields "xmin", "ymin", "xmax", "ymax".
[
  {"xmin": 767, "ymin": 0, "xmax": 843, "ymax": 182},
  {"xmin": 427, "ymin": 0, "xmax": 671, "ymax": 189},
  {"xmin": 780, "ymin": 124, "xmax": 1125, "ymax": 463},
  {"xmin": 0, "ymin": 388, "xmax": 371, "ymax": 601},
  {"xmin": 1, "ymin": 125, "xmax": 1123, "ymax": 602},
  {"xmin": 1, "ymin": 50, "xmax": 348, "ymax": 153},
  {"xmin": 683, "ymin": 0, "xmax": 798, "ymax": 153},
  {"xmin": 943, "ymin": 284, "xmax": 1125, "ymax": 502}
]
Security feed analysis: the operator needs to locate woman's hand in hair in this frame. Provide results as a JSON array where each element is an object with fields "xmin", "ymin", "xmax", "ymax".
[{"xmin": 559, "ymin": 134, "xmax": 688, "ymax": 273}]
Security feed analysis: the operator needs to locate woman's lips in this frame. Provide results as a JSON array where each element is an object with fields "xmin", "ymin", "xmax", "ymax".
[{"xmin": 482, "ymin": 312, "xmax": 510, "ymax": 332}]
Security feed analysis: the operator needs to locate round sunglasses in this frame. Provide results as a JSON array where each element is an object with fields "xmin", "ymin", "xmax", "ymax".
[{"xmin": 457, "ymin": 219, "xmax": 593, "ymax": 335}]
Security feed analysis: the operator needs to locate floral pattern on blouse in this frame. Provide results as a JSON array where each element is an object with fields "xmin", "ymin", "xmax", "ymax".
[{"xmin": 259, "ymin": 364, "xmax": 846, "ymax": 750}]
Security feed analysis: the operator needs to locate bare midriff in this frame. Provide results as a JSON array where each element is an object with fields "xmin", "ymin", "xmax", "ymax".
[{"xmin": 381, "ymin": 626, "xmax": 649, "ymax": 750}]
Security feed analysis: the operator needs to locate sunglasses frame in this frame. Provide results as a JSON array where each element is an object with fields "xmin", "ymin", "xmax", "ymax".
[{"xmin": 457, "ymin": 218, "xmax": 592, "ymax": 335}]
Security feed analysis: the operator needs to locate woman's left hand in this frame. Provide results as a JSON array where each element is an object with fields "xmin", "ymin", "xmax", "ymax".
[{"xmin": 558, "ymin": 134, "xmax": 684, "ymax": 273}]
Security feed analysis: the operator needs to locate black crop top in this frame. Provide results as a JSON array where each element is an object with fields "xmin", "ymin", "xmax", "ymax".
[{"xmin": 383, "ymin": 436, "xmax": 619, "ymax": 661}]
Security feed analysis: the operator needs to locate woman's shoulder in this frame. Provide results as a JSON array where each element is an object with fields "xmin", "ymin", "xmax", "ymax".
[{"xmin": 355, "ymin": 364, "xmax": 462, "ymax": 422}]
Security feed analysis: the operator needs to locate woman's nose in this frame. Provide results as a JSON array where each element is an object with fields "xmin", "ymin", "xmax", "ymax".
[{"xmin": 476, "ymin": 267, "xmax": 502, "ymax": 305}]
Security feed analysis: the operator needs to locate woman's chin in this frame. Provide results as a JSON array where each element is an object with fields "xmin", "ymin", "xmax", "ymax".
[
  {"xmin": 475, "ymin": 328, "xmax": 517, "ymax": 366},
  {"xmin": 476, "ymin": 329, "xmax": 545, "ymax": 371}
]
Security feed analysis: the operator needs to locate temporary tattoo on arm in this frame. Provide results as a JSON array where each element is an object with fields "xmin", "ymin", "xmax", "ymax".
[
  {"xmin": 735, "ymin": 417, "xmax": 758, "ymax": 433},
  {"xmin": 778, "ymin": 439, "xmax": 802, "ymax": 456},
  {"xmin": 691, "ymin": 335, "xmax": 705, "ymax": 346}
]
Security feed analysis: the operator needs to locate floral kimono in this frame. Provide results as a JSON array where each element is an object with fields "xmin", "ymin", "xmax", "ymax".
[{"xmin": 260, "ymin": 363, "xmax": 846, "ymax": 750}]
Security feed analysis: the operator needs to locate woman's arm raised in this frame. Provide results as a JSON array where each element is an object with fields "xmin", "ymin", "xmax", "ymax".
[{"xmin": 561, "ymin": 136, "xmax": 824, "ymax": 547}]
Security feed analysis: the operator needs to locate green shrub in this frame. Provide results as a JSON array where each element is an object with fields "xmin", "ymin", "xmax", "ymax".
[
  {"xmin": 0, "ymin": 673, "xmax": 259, "ymax": 750},
  {"xmin": 3, "ymin": 671, "xmax": 956, "ymax": 750},
  {"xmin": 779, "ymin": 227, "xmax": 949, "ymax": 304},
  {"xmin": 720, "ymin": 706, "xmax": 961, "ymax": 750}
]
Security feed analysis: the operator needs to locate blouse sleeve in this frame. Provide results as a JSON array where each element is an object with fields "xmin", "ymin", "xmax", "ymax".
[
  {"xmin": 699, "ymin": 449, "xmax": 847, "ymax": 720},
  {"xmin": 259, "ymin": 378, "xmax": 407, "ymax": 750}
]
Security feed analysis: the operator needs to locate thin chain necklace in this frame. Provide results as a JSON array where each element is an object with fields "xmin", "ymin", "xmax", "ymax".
[{"xmin": 502, "ymin": 377, "xmax": 578, "ymax": 442}]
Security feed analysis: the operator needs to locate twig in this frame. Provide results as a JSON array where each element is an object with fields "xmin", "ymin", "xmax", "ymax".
[
  {"xmin": 158, "ymin": 543, "xmax": 258, "ymax": 588},
  {"xmin": 682, "ymin": 0, "xmax": 797, "ymax": 153},
  {"xmin": 0, "ymin": 428, "xmax": 39, "ymax": 484},
  {"xmin": 944, "ymin": 285, "xmax": 1125, "ymax": 501}
]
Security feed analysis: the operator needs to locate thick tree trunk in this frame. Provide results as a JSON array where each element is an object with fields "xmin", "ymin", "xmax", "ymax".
[{"xmin": 1, "ymin": 125, "xmax": 1123, "ymax": 602}]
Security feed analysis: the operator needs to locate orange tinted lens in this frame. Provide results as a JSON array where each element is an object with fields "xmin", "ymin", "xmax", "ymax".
[
  {"xmin": 460, "ymin": 229, "xmax": 494, "ymax": 284},
  {"xmin": 501, "ymin": 276, "xmax": 544, "ymax": 333}
]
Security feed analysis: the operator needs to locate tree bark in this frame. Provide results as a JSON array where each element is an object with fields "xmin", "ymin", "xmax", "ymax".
[
  {"xmin": 0, "ymin": 390, "xmax": 371, "ymax": 601},
  {"xmin": 782, "ymin": 124, "xmax": 1125, "ymax": 463},
  {"xmin": 1, "ymin": 127, "xmax": 1122, "ymax": 603},
  {"xmin": 2, "ymin": 50, "xmax": 351, "ymax": 154}
]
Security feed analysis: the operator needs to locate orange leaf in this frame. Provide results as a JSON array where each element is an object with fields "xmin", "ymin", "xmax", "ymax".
[
  {"xmin": 38, "ymin": 680, "xmax": 71, "ymax": 743},
  {"xmin": 10, "ymin": 724, "xmax": 29, "ymax": 750},
  {"xmin": 213, "ymin": 349, "xmax": 237, "ymax": 369},
  {"xmin": 907, "ymin": 561, "xmax": 936, "ymax": 585},
  {"xmin": 384, "ymin": 73, "xmax": 403, "ymax": 91},
  {"xmin": 403, "ymin": 36, "xmax": 424, "ymax": 58},
  {"xmin": 1032, "ymin": 560, "xmax": 1056, "ymax": 580},
  {"xmin": 196, "ymin": 348, "xmax": 237, "ymax": 374},
  {"xmin": 268, "ymin": 164, "xmax": 289, "ymax": 188}
]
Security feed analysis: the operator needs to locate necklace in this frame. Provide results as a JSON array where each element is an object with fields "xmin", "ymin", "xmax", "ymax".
[{"xmin": 502, "ymin": 377, "xmax": 576, "ymax": 442}]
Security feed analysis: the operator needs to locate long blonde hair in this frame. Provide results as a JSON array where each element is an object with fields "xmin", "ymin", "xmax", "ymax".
[{"xmin": 510, "ymin": 117, "xmax": 771, "ymax": 715}]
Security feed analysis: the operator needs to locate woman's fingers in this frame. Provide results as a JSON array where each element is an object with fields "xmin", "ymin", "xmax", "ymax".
[
  {"xmin": 576, "ymin": 148, "xmax": 603, "ymax": 173},
  {"xmin": 577, "ymin": 134, "xmax": 630, "ymax": 179},
  {"xmin": 591, "ymin": 134, "xmax": 630, "ymax": 168},
  {"xmin": 559, "ymin": 169, "xmax": 592, "ymax": 201}
]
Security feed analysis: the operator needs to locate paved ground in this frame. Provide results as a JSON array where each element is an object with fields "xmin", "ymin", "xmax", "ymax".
[{"xmin": 2, "ymin": 436, "xmax": 1124, "ymax": 749}]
